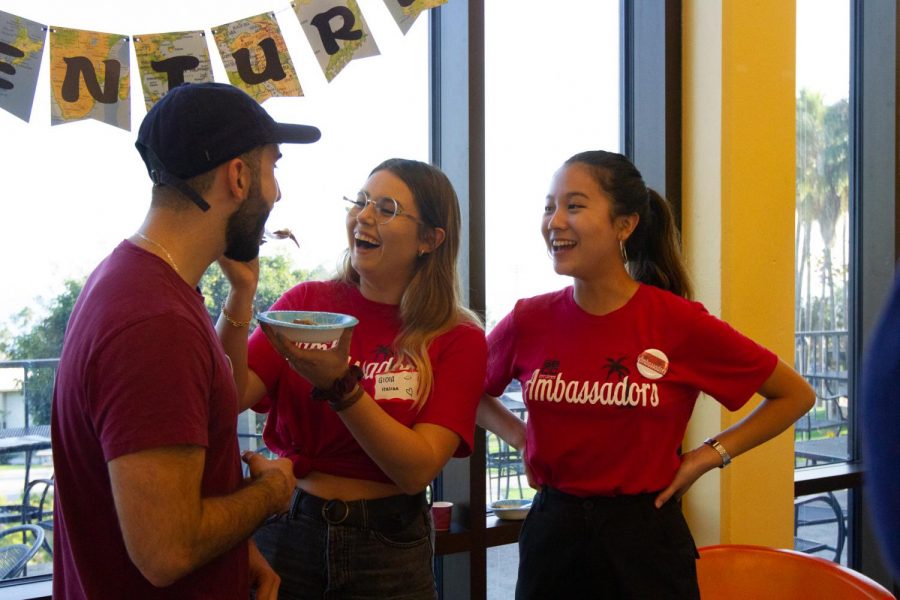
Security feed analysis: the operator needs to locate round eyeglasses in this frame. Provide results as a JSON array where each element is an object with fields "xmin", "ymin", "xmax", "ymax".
[{"xmin": 343, "ymin": 191, "xmax": 424, "ymax": 225}]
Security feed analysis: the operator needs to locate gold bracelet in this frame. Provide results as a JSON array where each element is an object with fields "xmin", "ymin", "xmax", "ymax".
[{"xmin": 222, "ymin": 305, "xmax": 252, "ymax": 328}]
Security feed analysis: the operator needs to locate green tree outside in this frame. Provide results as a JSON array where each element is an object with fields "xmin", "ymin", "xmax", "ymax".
[{"xmin": 0, "ymin": 254, "xmax": 330, "ymax": 425}]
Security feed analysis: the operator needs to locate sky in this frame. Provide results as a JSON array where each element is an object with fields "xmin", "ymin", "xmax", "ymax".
[
  {"xmin": 0, "ymin": 0, "xmax": 849, "ymax": 338},
  {"xmin": 0, "ymin": 0, "xmax": 429, "ymax": 334}
]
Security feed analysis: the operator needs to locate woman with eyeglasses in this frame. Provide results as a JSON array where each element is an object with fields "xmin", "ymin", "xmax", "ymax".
[
  {"xmin": 477, "ymin": 150, "xmax": 815, "ymax": 599},
  {"xmin": 217, "ymin": 158, "xmax": 485, "ymax": 599}
]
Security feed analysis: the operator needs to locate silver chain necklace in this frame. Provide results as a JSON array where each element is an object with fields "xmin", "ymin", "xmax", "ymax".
[{"xmin": 136, "ymin": 232, "xmax": 180, "ymax": 276}]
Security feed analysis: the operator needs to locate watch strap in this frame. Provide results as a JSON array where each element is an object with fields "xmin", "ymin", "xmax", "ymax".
[
  {"xmin": 703, "ymin": 437, "xmax": 732, "ymax": 468},
  {"xmin": 311, "ymin": 364, "xmax": 365, "ymax": 404}
]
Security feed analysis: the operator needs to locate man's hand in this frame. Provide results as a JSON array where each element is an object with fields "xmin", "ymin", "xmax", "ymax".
[
  {"xmin": 248, "ymin": 539, "xmax": 280, "ymax": 600},
  {"xmin": 242, "ymin": 451, "xmax": 296, "ymax": 514},
  {"xmin": 218, "ymin": 256, "xmax": 260, "ymax": 295}
]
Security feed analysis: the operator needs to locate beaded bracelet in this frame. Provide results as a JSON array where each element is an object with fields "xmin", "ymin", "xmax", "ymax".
[{"xmin": 222, "ymin": 306, "xmax": 252, "ymax": 328}]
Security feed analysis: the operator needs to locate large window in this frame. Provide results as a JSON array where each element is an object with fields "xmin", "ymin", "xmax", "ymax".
[
  {"xmin": 482, "ymin": 1, "xmax": 619, "ymax": 593},
  {"xmin": 0, "ymin": 0, "xmax": 428, "ymax": 589},
  {"xmin": 793, "ymin": 0, "xmax": 853, "ymax": 565}
]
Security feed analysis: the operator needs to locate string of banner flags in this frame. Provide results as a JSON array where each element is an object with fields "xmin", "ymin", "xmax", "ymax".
[{"xmin": 0, "ymin": 0, "xmax": 445, "ymax": 130}]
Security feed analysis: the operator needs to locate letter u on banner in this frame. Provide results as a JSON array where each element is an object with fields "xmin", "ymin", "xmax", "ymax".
[
  {"xmin": 293, "ymin": 0, "xmax": 380, "ymax": 82},
  {"xmin": 211, "ymin": 12, "xmax": 303, "ymax": 103},
  {"xmin": 49, "ymin": 26, "xmax": 130, "ymax": 130}
]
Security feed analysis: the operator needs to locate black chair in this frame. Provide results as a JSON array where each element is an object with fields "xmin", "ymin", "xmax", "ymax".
[
  {"xmin": 794, "ymin": 491, "xmax": 846, "ymax": 563},
  {"xmin": 795, "ymin": 394, "xmax": 847, "ymax": 441},
  {"xmin": 21, "ymin": 478, "xmax": 54, "ymax": 557},
  {"xmin": 0, "ymin": 524, "xmax": 44, "ymax": 580},
  {"xmin": 486, "ymin": 432, "xmax": 525, "ymax": 502}
]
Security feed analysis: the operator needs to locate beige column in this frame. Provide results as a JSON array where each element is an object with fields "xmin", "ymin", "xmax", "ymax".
[{"xmin": 682, "ymin": 0, "xmax": 797, "ymax": 548}]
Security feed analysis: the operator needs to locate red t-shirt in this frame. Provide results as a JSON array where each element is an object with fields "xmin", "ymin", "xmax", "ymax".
[
  {"xmin": 485, "ymin": 285, "xmax": 778, "ymax": 497},
  {"xmin": 248, "ymin": 280, "xmax": 486, "ymax": 483},
  {"xmin": 52, "ymin": 241, "xmax": 248, "ymax": 599}
]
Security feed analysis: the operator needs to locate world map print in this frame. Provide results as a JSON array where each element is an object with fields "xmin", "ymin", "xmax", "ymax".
[
  {"xmin": 0, "ymin": 10, "xmax": 47, "ymax": 122},
  {"xmin": 49, "ymin": 26, "xmax": 130, "ymax": 130},
  {"xmin": 384, "ymin": 0, "xmax": 447, "ymax": 35},
  {"xmin": 211, "ymin": 12, "xmax": 302, "ymax": 104},
  {"xmin": 294, "ymin": 0, "xmax": 379, "ymax": 82},
  {"xmin": 133, "ymin": 30, "xmax": 213, "ymax": 111}
]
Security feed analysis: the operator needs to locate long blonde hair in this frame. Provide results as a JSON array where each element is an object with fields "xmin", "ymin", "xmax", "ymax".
[{"xmin": 338, "ymin": 158, "xmax": 480, "ymax": 407}]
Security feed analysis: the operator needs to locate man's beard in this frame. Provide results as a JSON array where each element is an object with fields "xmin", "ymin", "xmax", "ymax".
[{"xmin": 224, "ymin": 175, "xmax": 270, "ymax": 262}]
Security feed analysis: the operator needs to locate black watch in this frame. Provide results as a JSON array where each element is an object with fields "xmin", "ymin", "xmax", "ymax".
[{"xmin": 311, "ymin": 365, "xmax": 364, "ymax": 403}]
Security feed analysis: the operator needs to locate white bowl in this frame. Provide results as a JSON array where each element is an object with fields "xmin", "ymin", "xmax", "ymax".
[
  {"xmin": 256, "ymin": 310, "xmax": 359, "ymax": 348},
  {"xmin": 490, "ymin": 499, "xmax": 532, "ymax": 520}
]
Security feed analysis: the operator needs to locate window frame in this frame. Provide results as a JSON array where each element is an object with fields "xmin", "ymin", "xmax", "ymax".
[{"xmin": 429, "ymin": 1, "xmax": 678, "ymax": 598}]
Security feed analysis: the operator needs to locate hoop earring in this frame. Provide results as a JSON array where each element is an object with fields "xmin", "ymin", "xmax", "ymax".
[
  {"xmin": 418, "ymin": 249, "xmax": 426, "ymax": 258},
  {"xmin": 619, "ymin": 240, "xmax": 628, "ymax": 264}
]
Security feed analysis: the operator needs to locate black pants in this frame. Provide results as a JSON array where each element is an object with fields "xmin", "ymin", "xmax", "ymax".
[{"xmin": 516, "ymin": 487, "xmax": 700, "ymax": 600}]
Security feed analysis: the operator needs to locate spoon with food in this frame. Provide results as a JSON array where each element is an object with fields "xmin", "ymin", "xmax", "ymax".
[{"xmin": 263, "ymin": 228, "xmax": 299, "ymax": 248}]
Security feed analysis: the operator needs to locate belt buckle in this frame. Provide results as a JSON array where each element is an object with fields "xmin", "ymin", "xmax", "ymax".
[{"xmin": 322, "ymin": 499, "xmax": 350, "ymax": 525}]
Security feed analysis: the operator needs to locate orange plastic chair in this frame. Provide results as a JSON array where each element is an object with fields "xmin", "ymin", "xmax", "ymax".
[{"xmin": 697, "ymin": 544, "xmax": 895, "ymax": 599}]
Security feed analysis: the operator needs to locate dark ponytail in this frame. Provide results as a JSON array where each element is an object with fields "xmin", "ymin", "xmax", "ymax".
[{"xmin": 564, "ymin": 151, "xmax": 694, "ymax": 299}]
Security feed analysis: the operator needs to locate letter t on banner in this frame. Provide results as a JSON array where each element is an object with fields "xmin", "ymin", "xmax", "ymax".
[
  {"xmin": 0, "ymin": 10, "xmax": 47, "ymax": 123},
  {"xmin": 293, "ymin": 0, "xmax": 380, "ymax": 82},
  {"xmin": 133, "ymin": 30, "xmax": 213, "ymax": 111}
]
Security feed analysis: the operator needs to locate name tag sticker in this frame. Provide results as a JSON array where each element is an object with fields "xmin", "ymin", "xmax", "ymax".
[{"xmin": 375, "ymin": 370, "xmax": 419, "ymax": 401}]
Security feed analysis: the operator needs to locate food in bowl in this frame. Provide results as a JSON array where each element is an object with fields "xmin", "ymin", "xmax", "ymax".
[
  {"xmin": 256, "ymin": 310, "xmax": 358, "ymax": 349},
  {"xmin": 490, "ymin": 499, "xmax": 532, "ymax": 520}
]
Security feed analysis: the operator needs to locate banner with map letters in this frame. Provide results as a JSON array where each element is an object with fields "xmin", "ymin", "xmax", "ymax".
[
  {"xmin": 0, "ymin": 0, "xmax": 445, "ymax": 128},
  {"xmin": 294, "ymin": 0, "xmax": 379, "ymax": 83},
  {"xmin": 212, "ymin": 12, "xmax": 302, "ymax": 103},
  {"xmin": 133, "ymin": 30, "xmax": 213, "ymax": 111},
  {"xmin": 384, "ymin": 0, "xmax": 446, "ymax": 35},
  {"xmin": 0, "ymin": 10, "xmax": 45, "ymax": 122},
  {"xmin": 49, "ymin": 27, "xmax": 131, "ymax": 130}
]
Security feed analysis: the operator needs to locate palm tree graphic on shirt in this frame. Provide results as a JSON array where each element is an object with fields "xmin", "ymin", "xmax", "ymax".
[
  {"xmin": 373, "ymin": 345, "xmax": 392, "ymax": 361},
  {"xmin": 604, "ymin": 356, "xmax": 630, "ymax": 381}
]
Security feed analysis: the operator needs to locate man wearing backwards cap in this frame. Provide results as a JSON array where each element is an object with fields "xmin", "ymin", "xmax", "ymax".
[{"xmin": 51, "ymin": 82, "xmax": 320, "ymax": 600}]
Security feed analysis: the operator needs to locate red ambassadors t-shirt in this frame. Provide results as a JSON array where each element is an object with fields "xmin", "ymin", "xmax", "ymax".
[
  {"xmin": 52, "ymin": 241, "xmax": 247, "ymax": 599},
  {"xmin": 248, "ymin": 280, "xmax": 487, "ymax": 483},
  {"xmin": 485, "ymin": 285, "xmax": 778, "ymax": 497}
]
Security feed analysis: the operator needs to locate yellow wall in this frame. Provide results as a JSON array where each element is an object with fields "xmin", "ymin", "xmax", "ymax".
[{"xmin": 682, "ymin": 0, "xmax": 797, "ymax": 548}]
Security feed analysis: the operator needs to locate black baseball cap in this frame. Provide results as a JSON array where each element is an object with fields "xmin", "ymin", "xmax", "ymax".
[{"xmin": 135, "ymin": 82, "xmax": 321, "ymax": 211}]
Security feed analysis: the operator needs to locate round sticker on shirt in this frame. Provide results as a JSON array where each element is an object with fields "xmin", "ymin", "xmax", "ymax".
[{"xmin": 636, "ymin": 349, "xmax": 669, "ymax": 380}]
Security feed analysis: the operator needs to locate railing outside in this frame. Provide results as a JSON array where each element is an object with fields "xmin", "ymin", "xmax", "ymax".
[{"xmin": 0, "ymin": 359, "xmax": 58, "ymax": 581}]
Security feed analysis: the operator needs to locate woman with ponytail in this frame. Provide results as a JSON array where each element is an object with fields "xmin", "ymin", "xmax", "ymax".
[
  {"xmin": 478, "ymin": 150, "xmax": 814, "ymax": 599},
  {"xmin": 219, "ymin": 158, "xmax": 485, "ymax": 599}
]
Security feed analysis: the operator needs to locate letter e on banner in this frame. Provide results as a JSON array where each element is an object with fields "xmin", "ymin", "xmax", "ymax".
[{"xmin": 0, "ymin": 10, "xmax": 47, "ymax": 123}]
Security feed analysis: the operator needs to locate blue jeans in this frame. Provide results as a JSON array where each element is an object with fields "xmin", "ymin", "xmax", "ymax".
[
  {"xmin": 254, "ymin": 491, "xmax": 437, "ymax": 599},
  {"xmin": 516, "ymin": 487, "xmax": 700, "ymax": 600}
]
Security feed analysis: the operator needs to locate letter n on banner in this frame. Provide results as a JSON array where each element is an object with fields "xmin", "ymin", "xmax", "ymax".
[
  {"xmin": 133, "ymin": 30, "xmax": 213, "ymax": 111},
  {"xmin": 293, "ymin": 0, "xmax": 380, "ymax": 82},
  {"xmin": 211, "ymin": 12, "xmax": 302, "ymax": 103},
  {"xmin": 0, "ymin": 10, "xmax": 47, "ymax": 123},
  {"xmin": 49, "ymin": 27, "xmax": 130, "ymax": 130},
  {"xmin": 382, "ymin": 0, "xmax": 447, "ymax": 35}
]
